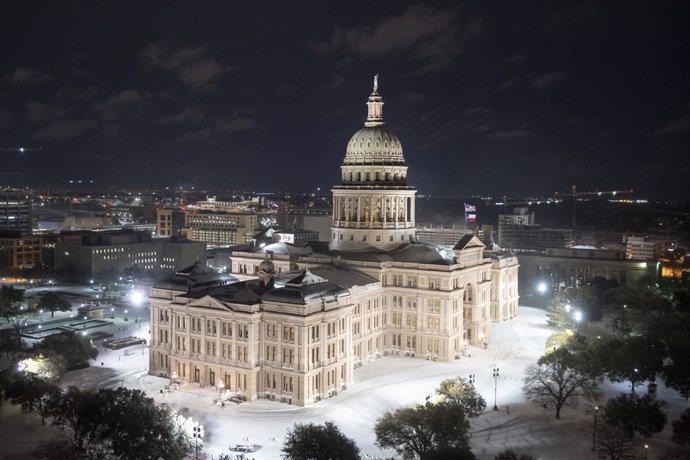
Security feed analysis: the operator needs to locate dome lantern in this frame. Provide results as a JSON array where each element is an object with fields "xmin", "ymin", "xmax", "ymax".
[{"xmin": 365, "ymin": 74, "xmax": 384, "ymax": 127}]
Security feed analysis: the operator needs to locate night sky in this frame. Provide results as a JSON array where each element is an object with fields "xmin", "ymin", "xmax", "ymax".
[{"xmin": 1, "ymin": 1, "xmax": 688, "ymax": 199}]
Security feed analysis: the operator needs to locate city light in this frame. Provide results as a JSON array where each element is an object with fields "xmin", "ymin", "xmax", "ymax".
[
  {"xmin": 573, "ymin": 310, "xmax": 583, "ymax": 323},
  {"xmin": 537, "ymin": 282, "xmax": 547, "ymax": 294},
  {"xmin": 130, "ymin": 290, "xmax": 145, "ymax": 305}
]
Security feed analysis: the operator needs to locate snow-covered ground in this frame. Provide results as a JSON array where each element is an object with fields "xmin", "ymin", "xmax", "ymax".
[{"xmin": 2, "ymin": 306, "xmax": 688, "ymax": 460}]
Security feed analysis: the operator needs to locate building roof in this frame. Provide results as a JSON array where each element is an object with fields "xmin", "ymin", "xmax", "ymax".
[
  {"xmin": 453, "ymin": 234, "xmax": 485, "ymax": 251},
  {"xmin": 153, "ymin": 261, "xmax": 238, "ymax": 291},
  {"xmin": 328, "ymin": 242, "xmax": 457, "ymax": 265}
]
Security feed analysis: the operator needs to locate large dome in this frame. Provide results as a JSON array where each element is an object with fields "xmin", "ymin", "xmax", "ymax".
[{"xmin": 344, "ymin": 126, "xmax": 404, "ymax": 165}]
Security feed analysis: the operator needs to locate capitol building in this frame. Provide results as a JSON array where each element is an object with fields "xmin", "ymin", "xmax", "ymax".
[{"xmin": 148, "ymin": 79, "xmax": 520, "ymax": 406}]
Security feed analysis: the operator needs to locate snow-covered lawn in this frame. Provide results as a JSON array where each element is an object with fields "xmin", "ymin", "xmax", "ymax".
[{"xmin": 3, "ymin": 306, "xmax": 689, "ymax": 459}]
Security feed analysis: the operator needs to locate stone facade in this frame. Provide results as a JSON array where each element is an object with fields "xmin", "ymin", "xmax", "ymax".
[{"xmin": 148, "ymin": 80, "xmax": 520, "ymax": 406}]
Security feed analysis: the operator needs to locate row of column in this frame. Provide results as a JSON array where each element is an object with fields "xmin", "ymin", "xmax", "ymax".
[{"xmin": 332, "ymin": 195, "xmax": 415, "ymax": 225}]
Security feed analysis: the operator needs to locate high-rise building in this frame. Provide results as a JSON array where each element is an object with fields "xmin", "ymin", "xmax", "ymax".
[
  {"xmin": 625, "ymin": 236, "xmax": 663, "ymax": 261},
  {"xmin": 156, "ymin": 208, "xmax": 186, "ymax": 237},
  {"xmin": 498, "ymin": 207, "xmax": 572, "ymax": 252},
  {"xmin": 148, "ymin": 79, "xmax": 520, "ymax": 405},
  {"xmin": 182, "ymin": 210, "xmax": 258, "ymax": 248},
  {"xmin": 0, "ymin": 190, "xmax": 32, "ymax": 234}
]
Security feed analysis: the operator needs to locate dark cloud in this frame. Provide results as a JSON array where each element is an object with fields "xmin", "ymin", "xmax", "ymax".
[
  {"xmin": 24, "ymin": 101, "xmax": 53, "ymax": 126},
  {"xmin": 215, "ymin": 116, "xmax": 263, "ymax": 134},
  {"xmin": 141, "ymin": 40, "xmax": 227, "ymax": 88},
  {"xmin": 5, "ymin": 67, "xmax": 53, "ymax": 86},
  {"xmin": 499, "ymin": 75, "xmax": 518, "ymax": 92},
  {"xmin": 531, "ymin": 71, "xmax": 568, "ymax": 89},
  {"xmin": 651, "ymin": 114, "xmax": 690, "ymax": 135},
  {"xmin": 398, "ymin": 91, "xmax": 425, "ymax": 105},
  {"xmin": 502, "ymin": 54, "xmax": 525, "ymax": 66},
  {"xmin": 0, "ymin": 109, "xmax": 13, "ymax": 129},
  {"xmin": 69, "ymin": 53, "xmax": 92, "ymax": 76},
  {"xmin": 155, "ymin": 107, "xmax": 207, "ymax": 125},
  {"xmin": 56, "ymin": 86, "xmax": 101, "ymax": 105},
  {"xmin": 33, "ymin": 119, "xmax": 98, "ymax": 141},
  {"xmin": 311, "ymin": 4, "xmax": 480, "ymax": 74},
  {"xmin": 487, "ymin": 129, "xmax": 530, "ymax": 138},
  {"xmin": 172, "ymin": 127, "xmax": 216, "ymax": 144},
  {"xmin": 96, "ymin": 89, "xmax": 143, "ymax": 121},
  {"xmin": 463, "ymin": 106, "xmax": 491, "ymax": 117}
]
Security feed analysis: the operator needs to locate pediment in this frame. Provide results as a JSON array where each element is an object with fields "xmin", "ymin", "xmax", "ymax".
[
  {"xmin": 453, "ymin": 235, "xmax": 485, "ymax": 252},
  {"xmin": 187, "ymin": 295, "xmax": 231, "ymax": 311}
]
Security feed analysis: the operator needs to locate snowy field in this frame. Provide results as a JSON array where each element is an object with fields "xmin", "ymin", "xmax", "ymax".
[{"xmin": 2, "ymin": 305, "xmax": 688, "ymax": 459}]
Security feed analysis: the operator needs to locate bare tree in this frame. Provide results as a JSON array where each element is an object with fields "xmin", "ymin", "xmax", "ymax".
[
  {"xmin": 596, "ymin": 422, "xmax": 637, "ymax": 460},
  {"xmin": 522, "ymin": 347, "xmax": 600, "ymax": 419}
]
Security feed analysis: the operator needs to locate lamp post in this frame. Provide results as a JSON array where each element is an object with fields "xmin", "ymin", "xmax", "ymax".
[
  {"xmin": 192, "ymin": 422, "xmax": 204, "ymax": 460},
  {"xmin": 592, "ymin": 405, "xmax": 599, "ymax": 451},
  {"xmin": 492, "ymin": 367, "xmax": 499, "ymax": 410},
  {"xmin": 39, "ymin": 309, "xmax": 43, "ymax": 321},
  {"xmin": 644, "ymin": 444, "xmax": 648, "ymax": 460}
]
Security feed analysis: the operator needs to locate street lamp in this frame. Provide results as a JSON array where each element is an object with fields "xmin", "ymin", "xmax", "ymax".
[
  {"xmin": 644, "ymin": 444, "xmax": 648, "ymax": 460},
  {"xmin": 192, "ymin": 422, "xmax": 204, "ymax": 460},
  {"xmin": 592, "ymin": 405, "xmax": 599, "ymax": 451},
  {"xmin": 39, "ymin": 309, "xmax": 43, "ymax": 321},
  {"xmin": 572, "ymin": 309, "xmax": 581, "ymax": 322},
  {"xmin": 492, "ymin": 367, "xmax": 500, "ymax": 410}
]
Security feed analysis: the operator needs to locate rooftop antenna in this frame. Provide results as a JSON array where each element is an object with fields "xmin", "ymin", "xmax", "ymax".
[{"xmin": 373, "ymin": 74, "xmax": 378, "ymax": 92}]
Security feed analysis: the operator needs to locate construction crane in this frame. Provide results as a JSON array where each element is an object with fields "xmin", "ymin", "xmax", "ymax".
[
  {"xmin": 493, "ymin": 195, "xmax": 563, "ymax": 216},
  {"xmin": 554, "ymin": 185, "xmax": 634, "ymax": 239}
]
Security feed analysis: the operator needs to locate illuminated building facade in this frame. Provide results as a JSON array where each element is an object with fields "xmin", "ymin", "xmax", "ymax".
[
  {"xmin": 148, "ymin": 80, "xmax": 519, "ymax": 405},
  {"xmin": 0, "ymin": 190, "xmax": 32, "ymax": 234},
  {"xmin": 56, "ymin": 230, "xmax": 206, "ymax": 277},
  {"xmin": 183, "ymin": 210, "xmax": 258, "ymax": 248}
]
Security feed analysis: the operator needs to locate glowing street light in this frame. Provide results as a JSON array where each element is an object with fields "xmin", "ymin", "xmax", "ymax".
[
  {"xmin": 492, "ymin": 367, "xmax": 500, "ymax": 410},
  {"xmin": 537, "ymin": 282, "xmax": 547, "ymax": 294},
  {"xmin": 130, "ymin": 290, "xmax": 144, "ymax": 306},
  {"xmin": 592, "ymin": 405, "xmax": 599, "ymax": 451},
  {"xmin": 573, "ymin": 310, "xmax": 583, "ymax": 323},
  {"xmin": 192, "ymin": 422, "xmax": 204, "ymax": 460}
]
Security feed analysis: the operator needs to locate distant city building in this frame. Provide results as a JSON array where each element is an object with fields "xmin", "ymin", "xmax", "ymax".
[
  {"xmin": 149, "ymin": 80, "xmax": 520, "ymax": 405},
  {"xmin": 518, "ymin": 245, "xmax": 651, "ymax": 288},
  {"xmin": 0, "ymin": 190, "xmax": 32, "ymax": 234},
  {"xmin": 416, "ymin": 226, "xmax": 478, "ymax": 247},
  {"xmin": 625, "ymin": 236, "xmax": 663, "ymax": 261},
  {"xmin": 55, "ymin": 230, "xmax": 206, "ymax": 277},
  {"xmin": 183, "ymin": 210, "xmax": 258, "ymax": 248},
  {"xmin": 156, "ymin": 208, "xmax": 186, "ymax": 237},
  {"xmin": 283, "ymin": 208, "xmax": 332, "ymax": 242},
  {"xmin": 498, "ymin": 207, "xmax": 572, "ymax": 252},
  {"xmin": 0, "ymin": 232, "xmax": 43, "ymax": 271}
]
